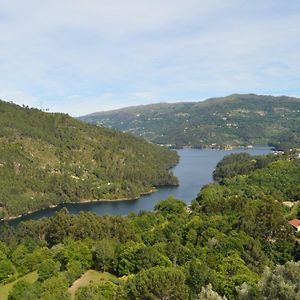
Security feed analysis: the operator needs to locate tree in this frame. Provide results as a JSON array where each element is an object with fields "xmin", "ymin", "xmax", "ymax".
[
  {"xmin": 259, "ymin": 261, "xmax": 300, "ymax": 300},
  {"xmin": 154, "ymin": 197, "xmax": 187, "ymax": 217},
  {"xmin": 11, "ymin": 244, "xmax": 28, "ymax": 274},
  {"xmin": 197, "ymin": 284, "xmax": 227, "ymax": 300},
  {"xmin": 38, "ymin": 273, "xmax": 69, "ymax": 300},
  {"xmin": 125, "ymin": 266, "xmax": 188, "ymax": 299},
  {"xmin": 236, "ymin": 283, "xmax": 256, "ymax": 300},
  {"xmin": 0, "ymin": 249, "xmax": 7, "ymax": 260},
  {"xmin": 116, "ymin": 241, "xmax": 145, "ymax": 276},
  {"xmin": 23, "ymin": 246, "xmax": 52, "ymax": 272},
  {"xmin": 187, "ymin": 259, "xmax": 214, "ymax": 296},
  {"xmin": 75, "ymin": 282, "xmax": 118, "ymax": 300},
  {"xmin": 37, "ymin": 258, "xmax": 60, "ymax": 281},
  {"xmin": 64, "ymin": 239, "xmax": 93, "ymax": 269},
  {"xmin": 93, "ymin": 239, "xmax": 117, "ymax": 272},
  {"xmin": 8, "ymin": 280, "xmax": 37, "ymax": 300},
  {"xmin": 215, "ymin": 252, "xmax": 258, "ymax": 299},
  {"xmin": 64, "ymin": 260, "xmax": 84, "ymax": 285},
  {"xmin": 134, "ymin": 246, "xmax": 172, "ymax": 272},
  {"xmin": 45, "ymin": 209, "xmax": 72, "ymax": 246},
  {"xmin": 241, "ymin": 199, "xmax": 292, "ymax": 241},
  {"xmin": 0, "ymin": 241, "xmax": 10, "ymax": 257},
  {"xmin": 0, "ymin": 258, "xmax": 15, "ymax": 283}
]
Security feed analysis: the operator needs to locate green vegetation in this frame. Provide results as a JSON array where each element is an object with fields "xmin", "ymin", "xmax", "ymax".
[
  {"xmin": 212, "ymin": 152, "xmax": 278, "ymax": 182},
  {"xmin": 80, "ymin": 94, "xmax": 300, "ymax": 150},
  {"xmin": 258, "ymin": 261, "xmax": 300, "ymax": 300},
  {"xmin": 68, "ymin": 270, "xmax": 118, "ymax": 299},
  {"xmin": 0, "ymin": 152, "xmax": 299, "ymax": 299},
  {"xmin": 0, "ymin": 271, "xmax": 38, "ymax": 300},
  {"xmin": 0, "ymin": 100, "xmax": 178, "ymax": 219},
  {"xmin": 199, "ymin": 152, "xmax": 300, "ymax": 217}
]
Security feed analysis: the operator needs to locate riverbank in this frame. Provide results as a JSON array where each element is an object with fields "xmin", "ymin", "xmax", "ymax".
[
  {"xmin": 169, "ymin": 144, "xmax": 274, "ymax": 151},
  {"xmin": 3, "ymin": 147, "xmax": 272, "ymax": 225},
  {"xmin": 1, "ymin": 188, "xmax": 159, "ymax": 222}
]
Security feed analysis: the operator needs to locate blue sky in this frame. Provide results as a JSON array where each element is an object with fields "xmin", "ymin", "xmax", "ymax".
[{"xmin": 0, "ymin": 0, "xmax": 299, "ymax": 116}]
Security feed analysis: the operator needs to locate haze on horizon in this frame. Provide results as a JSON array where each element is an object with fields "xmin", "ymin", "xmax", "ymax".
[{"xmin": 0, "ymin": 0, "xmax": 299, "ymax": 116}]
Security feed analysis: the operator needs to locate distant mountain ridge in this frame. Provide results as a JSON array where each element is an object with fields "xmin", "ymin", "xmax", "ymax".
[
  {"xmin": 0, "ymin": 100, "xmax": 178, "ymax": 219},
  {"xmin": 79, "ymin": 94, "xmax": 300, "ymax": 150}
]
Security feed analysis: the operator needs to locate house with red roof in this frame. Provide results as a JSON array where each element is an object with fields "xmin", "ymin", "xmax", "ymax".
[{"xmin": 288, "ymin": 219, "xmax": 300, "ymax": 232}]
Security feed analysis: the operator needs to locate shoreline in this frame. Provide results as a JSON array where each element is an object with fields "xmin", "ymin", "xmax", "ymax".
[
  {"xmin": 2, "ymin": 187, "xmax": 161, "ymax": 222},
  {"xmin": 2, "ymin": 146, "xmax": 272, "ymax": 223},
  {"xmin": 170, "ymin": 144, "xmax": 273, "ymax": 151}
]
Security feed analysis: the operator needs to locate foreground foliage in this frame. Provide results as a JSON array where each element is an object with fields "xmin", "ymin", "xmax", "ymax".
[{"xmin": 0, "ymin": 153, "xmax": 299, "ymax": 299}]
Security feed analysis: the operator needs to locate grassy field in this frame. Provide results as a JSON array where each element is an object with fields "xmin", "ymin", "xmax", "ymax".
[
  {"xmin": 0, "ymin": 271, "xmax": 38, "ymax": 300},
  {"xmin": 68, "ymin": 270, "xmax": 118, "ymax": 299}
]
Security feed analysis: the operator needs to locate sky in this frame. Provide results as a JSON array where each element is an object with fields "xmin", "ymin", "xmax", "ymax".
[{"xmin": 0, "ymin": 0, "xmax": 299, "ymax": 116}]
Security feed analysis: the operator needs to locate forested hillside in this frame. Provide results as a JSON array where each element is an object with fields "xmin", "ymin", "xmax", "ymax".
[
  {"xmin": 0, "ymin": 152, "xmax": 299, "ymax": 299},
  {"xmin": 80, "ymin": 94, "xmax": 300, "ymax": 150},
  {"xmin": 0, "ymin": 100, "xmax": 178, "ymax": 219}
]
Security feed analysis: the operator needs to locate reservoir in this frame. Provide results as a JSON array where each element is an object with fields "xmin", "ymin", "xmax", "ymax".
[{"xmin": 10, "ymin": 147, "xmax": 271, "ymax": 225}]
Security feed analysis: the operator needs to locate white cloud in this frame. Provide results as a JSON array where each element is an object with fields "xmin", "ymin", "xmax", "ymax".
[
  {"xmin": 0, "ymin": 89, "xmax": 40, "ymax": 108},
  {"xmin": 49, "ymin": 93, "xmax": 115, "ymax": 116},
  {"xmin": 131, "ymin": 92, "xmax": 157, "ymax": 102},
  {"xmin": 0, "ymin": 0, "xmax": 299, "ymax": 115}
]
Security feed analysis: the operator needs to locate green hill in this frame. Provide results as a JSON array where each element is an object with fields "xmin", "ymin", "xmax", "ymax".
[
  {"xmin": 80, "ymin": 94, "xmax": 300, "ymax": 150},
  {"xmin": 0, "ymin": 100, "xmax": 178, "ymax": 219}
]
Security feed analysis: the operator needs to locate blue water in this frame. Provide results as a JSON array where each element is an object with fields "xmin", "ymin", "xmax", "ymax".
[{"xmin": 10, "ymin": 147, "xmax": 271, "ymax": 225}]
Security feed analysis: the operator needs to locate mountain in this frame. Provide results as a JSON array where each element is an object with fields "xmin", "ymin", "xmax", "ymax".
[
  {"xmin": 0, "ymin": 100, "xmax": 178, "ymax": 219},
  {"xmin": 79, "ymin": 94, "xmax": 300, "ymax": 150}
]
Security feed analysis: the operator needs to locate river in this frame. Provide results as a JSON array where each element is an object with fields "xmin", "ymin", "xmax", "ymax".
[{"xmin": 10, "ymin": 147, "xmax": 271, "ymax": 225}]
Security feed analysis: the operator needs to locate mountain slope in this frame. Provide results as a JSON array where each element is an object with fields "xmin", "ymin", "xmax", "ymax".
[
  {"xmin": 0, "ymin": 100, "xmax": 178, "ymax": 219},
  {"xmin": 80, "ymin": 94, "xmax": 300, "ymax": 150}
]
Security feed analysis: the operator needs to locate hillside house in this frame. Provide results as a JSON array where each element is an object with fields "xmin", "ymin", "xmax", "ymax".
[{"xmin": 288, "ymin": 219, "xmax": 300, "ymax": 232}]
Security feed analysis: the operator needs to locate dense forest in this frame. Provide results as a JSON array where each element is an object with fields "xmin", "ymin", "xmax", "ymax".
[
  {"xmin": 80, "ymin": 94, "xmax": 300, "ymax": 150},
  {"xmin": 0, "ymin": 152, "xmax": 299, "ymax": 299},
  {"xmin": 0, "ymin": 100, "xmax": 178, "ymax": 219}
]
